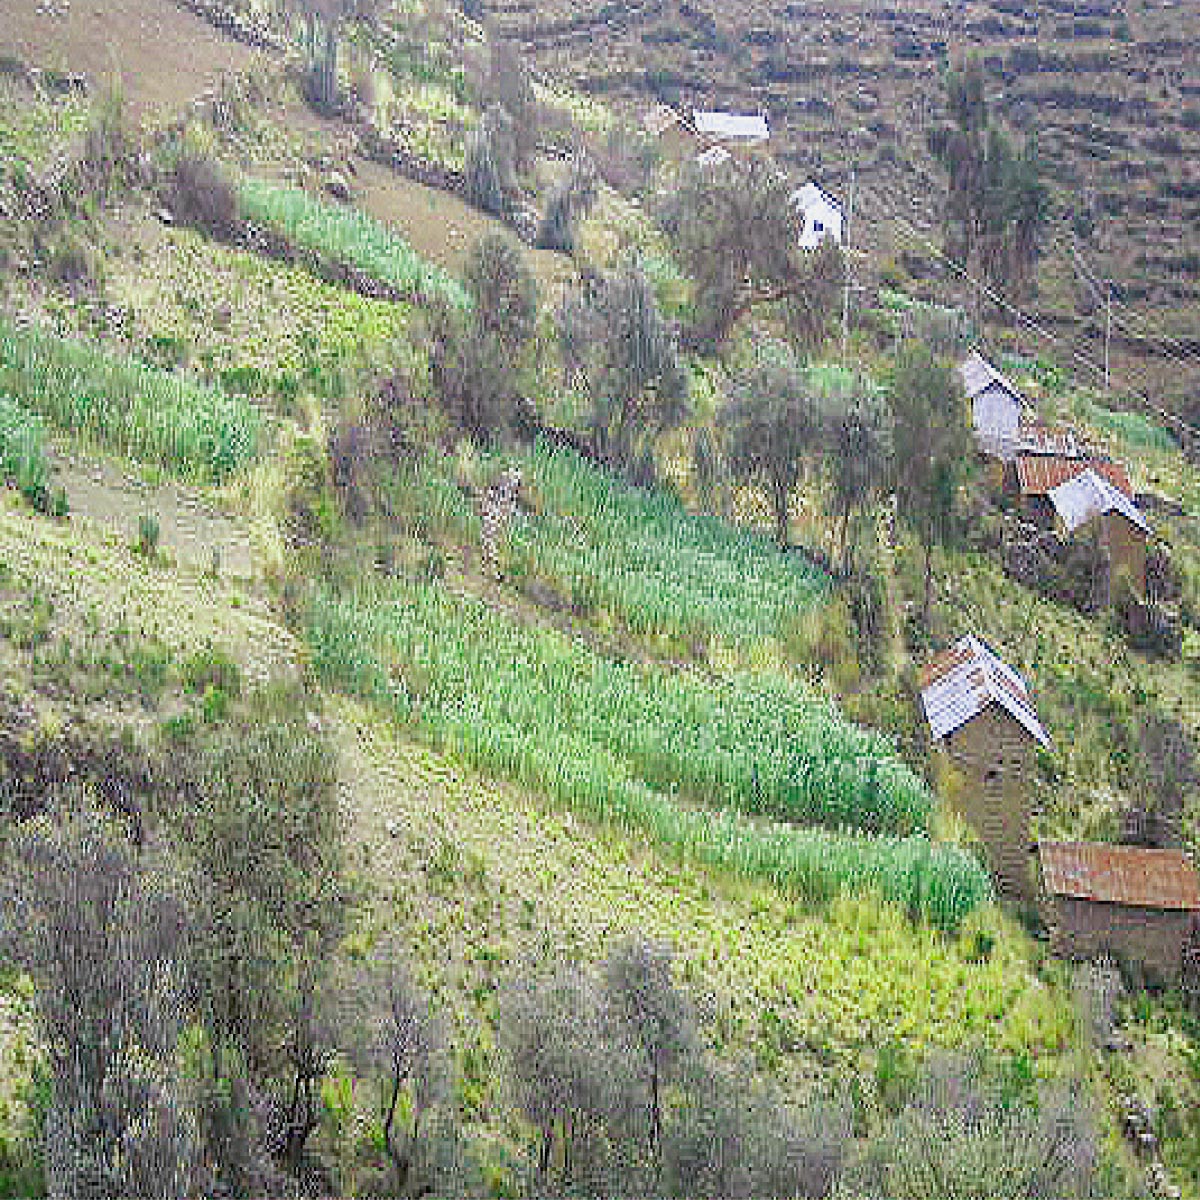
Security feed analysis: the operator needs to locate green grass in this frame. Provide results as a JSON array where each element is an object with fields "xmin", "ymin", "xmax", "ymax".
[
  {"xmin": 236, "ymin": 177, "xmax": 469, "ymax": 310},
  {"xmin": 390, "ymin": 442, "xmax": 831, "ymax": 652},
  {"xmin": 0, "ymin": 319, "xmax": 260, "ymax": 481},
  {"xmin": 511, "ymin": 442, "xmax": 831, "ymax": 649},
  {"xmin": 0, "ymin": 396, "xmax": 49, "ymax": 509},
  {"xmin": 307, "ymin": 581, "xmax": 989, "ymax": 930}
]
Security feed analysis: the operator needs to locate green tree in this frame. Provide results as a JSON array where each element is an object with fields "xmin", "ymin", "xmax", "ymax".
[
  {"xmin": 570, "ymin": 263, "xmax": 690, "ymax": 476},
  {"xmin": 889, "ymin": 343, "xmax": 970, "ymax": 627},
  {"xmin": 829, "ymin": 386, "xmax": 893, "ymax": 572},
  {"xmin": 465, "ymin": 231, "xmax": 539, "ymax": 354},
  {"xmin": 721, "ymin": 342, "xmax": 830, "ymax": 547},
  {"xmin": 928, "ymin": 59, "xmax": 1049, "ymax": 306},
  {"xmin": 662, "ymin": 157, "xmax": 842, "ymax": 352}
]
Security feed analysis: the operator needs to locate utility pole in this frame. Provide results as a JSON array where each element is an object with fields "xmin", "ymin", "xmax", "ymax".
[
  {"xmin": 1104, "ymin": 281, "xmax": 1112, "ymax": 393},
  {"xmin": 841, "ymin": 156, "xmax": 856, "ymax": 366}
]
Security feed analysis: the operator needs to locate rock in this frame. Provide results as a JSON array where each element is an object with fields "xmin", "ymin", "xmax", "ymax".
[
  {"xmin": 385, "ymin": 820, "xmax": 401, "ymax": 839},
  {"xmin": 324, "ymin": 171, "xmax": 351, "ymax": 202}
]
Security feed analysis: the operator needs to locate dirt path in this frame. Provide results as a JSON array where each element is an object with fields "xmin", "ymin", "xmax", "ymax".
[
  {"xmin": 48, "ymin": 448, "xmax": 255, "ymax": 579},
  {"xmin": 0, "ymin": 0, "xmax": 260, "ymax": 113}
]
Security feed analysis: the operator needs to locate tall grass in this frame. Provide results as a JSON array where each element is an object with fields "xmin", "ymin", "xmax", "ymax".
[
  {"xmin": 0, "ymin": 320, "xmax": 260, "ymax": 481},
  {"xmin": 0, "ymin": 394, "xmax": 49, "ymax": 507},
  {"xmin": 510, "ymin": 442, "xmax": 829, "ymax": 647},
  {"xmin": 237, "ymin": 177, "xmax": 468, "ymax": 310},
  {"xmin": 307, "ymin": 584, "xmax": 988, "ymax": 929}
]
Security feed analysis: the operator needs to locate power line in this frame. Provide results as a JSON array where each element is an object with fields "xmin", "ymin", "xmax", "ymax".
[{"xmin": 858, "ymin": 182, "xmax": 1200, "ymax": 444}]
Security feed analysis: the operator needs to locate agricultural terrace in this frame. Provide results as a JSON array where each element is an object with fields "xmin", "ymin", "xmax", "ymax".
[
  {"xmin": 307, "ymin": 583, "xmax": 989, "ymax": 930},
  {"xmin": 0, "ymin": 396, "xmax": 50, "ymax": 511},
  {"xmin": 0, "ymin": 319, "xmax": 260, "ymax": 481},
  {"xmin": 237, "ymin": 177, "xmax": 470, "ymax": 310},
  {"xmin": 390, "ymin": 442, "xmax": 831, "ymax": 652}
]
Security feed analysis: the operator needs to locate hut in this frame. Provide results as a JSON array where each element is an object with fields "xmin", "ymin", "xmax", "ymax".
[
  {"xmin": 1039, "ymin": 842, "xmax": 1200, "ymax": 985},
  {"xmin": 791, "ymin": 181, "xmax": 844, "ymax": 249},
  {"xmin": 1047, "ymin": 468, "xmax": 1149, "ymax": 599},
  {"xmin": 692, "ymin": 109, "xmax": 770, "ymax": 157},
  {"xmin": 959, "ymin": 350, "xmax": 1033, "ymax": 465},
  {"xmin": 921, "ymin": 636, "xmax": 1050, "ymax": 902},
  {"xmin": 1010, "ymin": 454, "xmax": 1134, "ymax": 526}
]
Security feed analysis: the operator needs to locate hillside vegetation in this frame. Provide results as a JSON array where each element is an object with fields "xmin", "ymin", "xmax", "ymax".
[{"xmin": 1, "ymin": 0, "xmax": 1198, "ymax": 1197}]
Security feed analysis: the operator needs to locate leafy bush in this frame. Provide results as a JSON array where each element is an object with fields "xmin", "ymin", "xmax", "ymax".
[{"xmin": 169, "ymin": 152, "xmax": 240, "ymax": 241}]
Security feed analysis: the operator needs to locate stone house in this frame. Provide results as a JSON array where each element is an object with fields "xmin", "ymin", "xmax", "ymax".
[
  {"xmin": 921, "ymin": 635, "xmax": 1051, "ymax": 902},
  {"xmin": 1039, "ymin": 841, "xmax": 1200, "ymax": 985},
  {"xmin": 959, "ymin": 350, "xmax": 1034, "ymax": 464},
  {"xmin": 1047, "ymin": 467, "xmax": 1149, "ymax": 599},
  {"xmin": 1009, "ymin": 454, "xmax": 1134, "ymax": 526}
]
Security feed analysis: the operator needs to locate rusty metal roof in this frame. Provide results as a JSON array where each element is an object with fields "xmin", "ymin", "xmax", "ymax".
[
  {"xmin": 920, "ymin": 635, "xmax": 1050, "ymax": 748},
  {"xmin": 1039, "ymin": 842, "xmax": 1200, "ymax": 911},
  {"xmin": 1049, "ymin": 468, "xmax": 1148, "ymax": 534},
  {"xmin": 1016, "ymin": 455, "xmax": 1133, "ymax": 499},
  {"xmin": 1017, "ymin": 422, "xmax": 1088, "ymax": 458}
]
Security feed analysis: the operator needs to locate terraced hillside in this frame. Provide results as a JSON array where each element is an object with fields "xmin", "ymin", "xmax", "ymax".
[{"xmin": 487, "ymin": 0, "xmax": 1200, "ymax": 417}]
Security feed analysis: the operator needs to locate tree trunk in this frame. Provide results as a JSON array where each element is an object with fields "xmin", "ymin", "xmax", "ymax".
[{"xmin": 772, "ymin": 474, "xmax": 790, "ymax": 548}]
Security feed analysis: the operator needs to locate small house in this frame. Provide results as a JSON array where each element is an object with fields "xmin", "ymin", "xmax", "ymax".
[
  {"xmin": 921, "ymin": 635, "xmax": 1050, "ymax": 902},
  {"xmin": 692, "ymin": 109, "xmax": 770, "ymax": 156},
  {"xmin": 1039, "ymin": 841, "xmax": 1200, "ymax": 985},
  {"xmin": 1047, "ymin": 468, "xmax": 1148, "ymax": 598},
  {"xmin": 791, "ymin": 181, "xmax": 844, "ymax": 249},
  {"xmin": 1010, "ymin": 454, "xmax": 1134, "ymax": 526},
  {"xmin": 959, "ymin": 350, "xmax": 1033, "ymax": 463}
]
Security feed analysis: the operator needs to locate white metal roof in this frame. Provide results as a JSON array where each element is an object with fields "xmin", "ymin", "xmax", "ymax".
[
  {"xmin": 791, "ymin": 181, "xmax": 843, "ymax": 218},
  {"xmin": 1048, "ymin": 468, "xmax": 1149, "ymax": 534},
  {"xmin": 693, "ymin": 110, "xmax": 769, "ymax": 141},
  {"xmin": 959, "ymin": 350, "xmax": 1030, "ymax": 407},
  {"xmin": 696, "ymin": 144, "xmax": 732, "ymax": 169},
  {"xmin": 920, "ymin": 635, "xmax": 1050, "ymax": 748}
]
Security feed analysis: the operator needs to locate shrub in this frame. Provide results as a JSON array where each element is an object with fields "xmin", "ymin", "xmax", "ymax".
[
  {"xmin": 0, "ymin": 394, "xmax": 51, "ymax": 511},
  {"xmin": 169, "ymin": 152, "xmax": 240, "ymax": 241},
  {"xmin": 537, "ymin": 156, "xmax": 598, "ymax": 253},
  {"xmin": 136, "ymin": 512, "xmax": 161, "ymax": 558},
  {"xmin": 464, "ymin": 105, "xmax": 516, "ymax": 217}
]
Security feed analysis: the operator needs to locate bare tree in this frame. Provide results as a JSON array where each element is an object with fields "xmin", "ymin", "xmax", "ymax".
[{"xmin": 0, "ymin": 799, "xmax": 205, "ymax": 1199}]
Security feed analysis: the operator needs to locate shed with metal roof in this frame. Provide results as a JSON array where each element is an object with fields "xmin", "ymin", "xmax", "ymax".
[
  {"xmin": 1048, "ymin": 468, "xmax": 1149, "ymax": 599},
  {"xmin": 921, "ymin": 636, "xmax": 1049, "ymax": 901},
  {"xmin": 1039, "ymin": 842, "xmax": 1200, "ymax": 983},
  {"xmin": 692, "ymin": 109, "xmax": 770, "ymax": 149},
  {"xmin": 960, "ymin": 351, "xmax": 1034, "ymax": 462}
]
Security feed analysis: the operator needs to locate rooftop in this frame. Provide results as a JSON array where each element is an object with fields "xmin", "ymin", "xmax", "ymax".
[
  {"xmin": 1040, "ymin": 842, "xmax": 1200, "ymax": 911},
  {"xmin": 693, "ymin": 110, "xmax": 770, "ymax": 142},
  {"xmin": 920, "ymin": 635, "xmax": 1050, "ymax": 748},
  {"xmin": 959, "ymin": 350, "xmax": 1030, "ymax": 406},
  {"xmin": 1048, "ymin": 468, "xmax": 1148, "ymax": 534},
  {"xmin": 791, "ymin": 181, "xmax": 842, "ymax": 216},
  {"xmin": 1016, "ymin": 455, "xmax": 1133, "ymax": 499}
]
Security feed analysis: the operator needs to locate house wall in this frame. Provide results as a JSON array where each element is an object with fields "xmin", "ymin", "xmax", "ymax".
[
  {"xmin": 1102, "ymin": 511, "xmax": 1147, "ymax": 599},
  {"xmin": 944, "ymin": 706, "xmax": 1037, "ymax": 902},
  {"xmin": 972, "ymin": 385, "xmax": 1021, "ymax": 461},
  {"xmin": 799, "ymin": 202, "xmax": 843, "ymax": 249},
  {"xmin": 1044, "ymin": 895, "xmax": 1192, "ymax": 984}
]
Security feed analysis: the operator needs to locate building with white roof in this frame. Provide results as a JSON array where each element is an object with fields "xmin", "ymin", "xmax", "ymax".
[
  {"xmin": 959, "ymin": 350, "xmax": 1035, "ymax": 462},
  {"xmin": 692, "ymin": 109, "xmax": 769, "ymax": 150},
  {"xmin": 791, "ymin": 181, "xmax": 844, "ymax": 249},
  {"xmin": 920, "ymin": 635, "xmax": 1049, "ymax": 900}
]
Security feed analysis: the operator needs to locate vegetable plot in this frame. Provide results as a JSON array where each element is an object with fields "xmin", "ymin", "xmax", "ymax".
[
  {"xmin": 237, "ymin": 177, "xmax": 468, "ymax": 310},
  {"xmin": 0, "ymin": 320, "xmax": 260, "ymax": 481},
  {"xmin": 307, "ymin": 583, "xmax": 988, "ymax": 930}
]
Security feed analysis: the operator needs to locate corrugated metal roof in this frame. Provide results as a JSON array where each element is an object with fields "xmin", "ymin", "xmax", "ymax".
[
  {"xmin": 1040, "ymin": 842, "xmax": 1200, "ymax": 911},
  {"xmin": 1048, "ymin": 468, "xmax": 1148, "ymax": 534},
  {"xmin": 693, "ymin": 110, "xmax": 770, "ymax": 141},
  {"xmin": 959, "ymin": 350, "xmax": 1029, "ymax": 406},
  {"xmin": 696, "ymin": 144, "xmax": 732, "ymax": 169},
  {"xmin": 920, "ymin": 635, "xmax": 1050, "ymax": 748},
  {"xmin": 1016, "ymin": 455, "xmax": 1134, "ymax": 499},
  {"xmin": 1017, "ymin": 422, "xmax": 1089, "ymax": 458},
  {"xmin": 791, "ymin": 181, "xmax": 842, "ymax": 218}
]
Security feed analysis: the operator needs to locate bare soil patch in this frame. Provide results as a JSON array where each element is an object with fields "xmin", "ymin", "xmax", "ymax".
[{"xmin": 0, "ymin": 0, "xmax": 260, "ymax": 113}]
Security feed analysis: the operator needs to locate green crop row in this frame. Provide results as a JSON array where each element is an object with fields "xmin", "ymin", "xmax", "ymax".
[
  {"xmin": 236, "ymin": 177, "xmax": 468, "ymax": 310},
  {"xmin": 0, "ymin": 320, "xmax": 260, "ymax": 481},
  {"xmin": 307, "ymin": 584, "xmax": 987, "ymax": 929},
  {"xmin": 0, "ymin": 395, "xmax": 50, "ymax": 509},
  {"xmin": 509, "ymin": 441, "xmax": 830, "ymax": 647}
]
